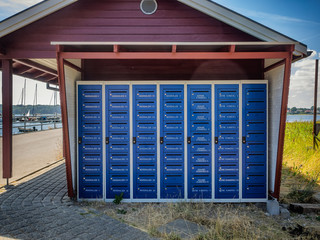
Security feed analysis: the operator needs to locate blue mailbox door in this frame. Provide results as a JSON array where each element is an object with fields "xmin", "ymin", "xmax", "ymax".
[
  {"xmin": 106, "ymin": 85, "xmax": 130, "ymax": 199},
  {"xmin": 160, "ymin": 85, "xmax": 185, "ymax": 199},
  {"xmin": 187, "ymin": 85, "xmax": 212, "ymax": 199},
  {"xmin": 214, "ymin": 84, "xmax": 239, "ymax": 199},
  {"xmin": 242, "ymin": 84, "xmax": 267, "ymax": 199},
  {"xmin": 133, "ymin": 85, "xmax": 157, "ymax": 199},
  {"xmin": 78, "ymin": 85, "xmax": 103, "ymax": 199}
]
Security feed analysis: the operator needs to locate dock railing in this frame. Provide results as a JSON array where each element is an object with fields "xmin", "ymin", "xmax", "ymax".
[{"xmin": 0, "ymin": 118, "xmax": 62, "ymax": 136}]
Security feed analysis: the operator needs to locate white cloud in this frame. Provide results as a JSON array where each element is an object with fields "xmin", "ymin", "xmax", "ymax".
[
  {"xmin": 228, "ymin": 6, "xmax": 320, "ymax": 26},
  {"xmin": 288, "ymin": 50, "xmax": 320, "ymax": 108}
]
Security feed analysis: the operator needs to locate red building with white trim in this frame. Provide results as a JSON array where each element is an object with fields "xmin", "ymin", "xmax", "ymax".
[{"xmin": 0, "ymin": 0, "xmax": 308, "ymax": 201}]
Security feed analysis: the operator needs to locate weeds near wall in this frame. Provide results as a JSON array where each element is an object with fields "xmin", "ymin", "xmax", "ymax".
[
  {"xmin": 286, "ymin": 182, "xmax": 317, "ymax": 203},
  {"xmin": 103, "ymin": 202, "xmax": 288, "ymax": 240}
]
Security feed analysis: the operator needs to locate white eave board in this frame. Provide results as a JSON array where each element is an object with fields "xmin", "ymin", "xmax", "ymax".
[
  {"xmin": 0, "ymin": 0, "xmax": 77, "ymax": 38},
  {"xmin": 50, "ymin": 41, "xmax": 297, "ymax": 46}
]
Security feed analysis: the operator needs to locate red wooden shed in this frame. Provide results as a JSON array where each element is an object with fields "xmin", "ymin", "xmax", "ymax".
[{"xmin": 0, "ymin": 0, "xmax": 308, "ymax": 201}]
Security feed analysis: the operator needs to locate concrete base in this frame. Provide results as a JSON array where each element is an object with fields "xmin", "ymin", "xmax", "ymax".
[
  {"xmin": 289, "ymin": 203, "xmax": 320, "ymax": 214},
  {"xmin": 280, "ymin": 206, "xmax": 290, "ymax": 219},
  {"xmin": 267, "ymin": 199, "xmax": 280, "ymax": 216},
  {"xmin": 313, "ymin": 192, "xmax": 320, "ymax": 203}
]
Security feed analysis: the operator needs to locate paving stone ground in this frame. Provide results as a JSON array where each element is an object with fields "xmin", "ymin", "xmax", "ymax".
[{"xmin": 0, "ymin": 163, "xmax": 156, "ymax": 240}]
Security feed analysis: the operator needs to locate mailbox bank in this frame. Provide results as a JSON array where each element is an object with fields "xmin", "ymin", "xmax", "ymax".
[{"xmin": 77, "ymin": 81, "xmax": 268, "ymax": 202}]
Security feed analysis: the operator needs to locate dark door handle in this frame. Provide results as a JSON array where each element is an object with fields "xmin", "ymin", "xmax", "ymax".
[
  {"xmin": 187, "ymin": 137, "xmax": 191, "ymax": 144},
  {"xmin": 160, "ymin": 137, "xmax": 164, "ymax": 144},
  {"xmin": 78, "ymin": 137, "xmax": 82, "ymax": 144},
  {"xmin": 242, "ymin": 136, "xmax": 246, "ymax": 144},
  {"xmin": 215, "ymin": 137, "xmax": 218, "ymax": 144},
  {"xmin": 106, "ymin": 137, "xmax": 109, "ymax": 145},
  {"xmin": 133, "ymin": 137, "xmax": 137, "ymax": 144}
]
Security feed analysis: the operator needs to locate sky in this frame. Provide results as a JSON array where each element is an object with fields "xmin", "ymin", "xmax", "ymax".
[{"xmin": 0, "ymin": 0, "xmax": 319, "ymax": 107}]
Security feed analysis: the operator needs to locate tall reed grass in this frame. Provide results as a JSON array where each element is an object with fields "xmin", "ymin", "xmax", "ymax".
[{"xmin": 283, "ymin": 122, "xmax": 320, "ymax": 184}]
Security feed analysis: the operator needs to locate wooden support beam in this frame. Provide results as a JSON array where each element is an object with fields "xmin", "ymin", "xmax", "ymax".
[
  {"xmin": 31, "ymin": 71, "xmax": 48, "ymax": 79},
  {"xmin": 14, "ymin": 59, "xmax": 58, "ymax": 77},
  {"xmin": 229, "ymin": 45, "xmax": 236, "ymax": 52},
  {"xmin": 314, "ymin": 59, "xmax": 319, "ymax": 149},
  {"xmin": 16, "ymin": 66, "xmax": 33, "ymax": 75},
  {"xmin": 2, "ymin": 59, "xmax": 13, "ymax": 180},
  {"xmin": 113, "ymin": 44, "xmax": 119, "ymax": 53},
  {"xmin": 12, "ymin": 62, "xmax": 22, "ymax": 68},
  {"xmin": 45, "ymin": 76, "xmax": 58, "ymax": 82},
  {"xmin": 172, "ymin": 45, "xmax": 177, "ymax": 53},
  {"xmin": 56, "ymin": 46, "xmax": 74, "ymax": 198},
  {"xmin": 264, "ymin": 59, "xmax": 286, "ymax": 72},
  {"xmin": 59, "ymin": 51, "xmax": 290, "ymax": 60},
  {"xmin": 64, "ymin": 60, "xmax": 82, "ymax": 72},
  {"xmin": 0, "ymin": 44, "xmax": 5, "ymax": 55},
  {"xmin": 81, "ymin": 59, "xmax": 85, "ymax": 80},
  {"xmin": 273, "ymin": 46, "xmax": 294, "ymax": 200}
]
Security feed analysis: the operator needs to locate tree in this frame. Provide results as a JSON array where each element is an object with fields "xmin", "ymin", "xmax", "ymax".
[{"xmin": 291, "ymin": 107, "xmax": 297, "ymax": 113}]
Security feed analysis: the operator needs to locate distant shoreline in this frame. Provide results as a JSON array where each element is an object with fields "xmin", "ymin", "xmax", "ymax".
[{"xmin": 287, "ymin": 113, "xmax": 320, "ymax": 115}]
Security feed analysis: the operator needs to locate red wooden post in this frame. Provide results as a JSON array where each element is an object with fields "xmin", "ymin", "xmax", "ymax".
[
  {"xmin": 2, "ymin": 59, "xmax": 13, "ymax": 182},
  {"xmin": 56, "ymin": 46, "xmax": 74, "ymax": 198},
  {"xmin": 273, "ymin": 45, "xmax": 294, "ymax": 200},
  {"xmin": 314, "ymin": 59, "xmax": 319, "ymax": 149}
]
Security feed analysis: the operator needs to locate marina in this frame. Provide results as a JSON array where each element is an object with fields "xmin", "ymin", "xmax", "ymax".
[
  {"xmin": 0, "ymin": 116, "xmax": 62, "ymax": 136},
  {"xmin": 0, "ymin": 79, "xmax": 61, "ymax": 136}
]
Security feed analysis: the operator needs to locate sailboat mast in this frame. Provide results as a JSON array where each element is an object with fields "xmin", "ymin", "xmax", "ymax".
[
  {"xmin": 23, "ymin": 79, "xmax": 26, "ymax": 106},
  {"xmin": 32, "ymin": 84, "xmax": 38, "ymax": 116}
]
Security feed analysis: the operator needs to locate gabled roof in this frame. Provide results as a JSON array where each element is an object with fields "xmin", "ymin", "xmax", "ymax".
[
  {"xmin": 0, "ymin": 0, "xmax": 76, "ymax": 38},
  {"xmin": 0, "ymin": 0, "xmax": 307, "ymax": 56}
]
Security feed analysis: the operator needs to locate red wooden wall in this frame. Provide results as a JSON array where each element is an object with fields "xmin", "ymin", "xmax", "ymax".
[
  {"xmin": 0, "ymin": 0, "xmax": 260, "ymax": 59},
  {"xmin": 83, "ymin": 59, "xmax": 264, "ymax": 81}
]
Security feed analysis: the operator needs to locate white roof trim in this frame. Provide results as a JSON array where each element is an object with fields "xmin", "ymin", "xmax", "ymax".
[
  {"xmin": 51, "ymin": 41, "xmax": 297, "ymax": 46},
  {"xmin": 177, "ymin": 0, "xmax": 307, "ymax": 55},
  {"xmin": 0, "ymin": 0, "xmax": 307, "ymax": 56},
  {"xmin": 0, "ymin": 0, "xmax": 77, "ymax": 38}
]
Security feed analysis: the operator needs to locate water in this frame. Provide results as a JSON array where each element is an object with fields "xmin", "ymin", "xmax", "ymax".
[
  {"xmin": 287, "ymin": 114, "xmax": 320, "ymax": 122},
  {"xmin": 0, "ymin": 122, "xmax": 62, "ymax": 136}
]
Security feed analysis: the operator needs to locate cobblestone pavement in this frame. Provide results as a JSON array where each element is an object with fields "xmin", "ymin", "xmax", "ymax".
[{"xmin": 0, "ymin": 163, "xmax": 156, "ymax": 240}]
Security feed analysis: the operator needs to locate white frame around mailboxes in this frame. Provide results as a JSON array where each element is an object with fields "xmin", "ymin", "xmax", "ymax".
[{"xmin": 76, "ymin": 80, "xmax": 268, "ymax": 203}]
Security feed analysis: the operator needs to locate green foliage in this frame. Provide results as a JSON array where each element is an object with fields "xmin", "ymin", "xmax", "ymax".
[
  {"xmin": 113, "ymin": 192, "xmax": 124, "ymax": 205},
  {"xmin": 116, "ymin": 208, "xmax": 127, "ymax": 214},
  {"xmin": 286, "ymin": 181, "xmax": 316, "ymax": 203},
  {"xmin": 316, "ymin": 216, "xmax": 320, "ymax": 222},
  {"xmin": 291, "ymin": 107, "xmax": 297, "ymax": 112},
  {"xmin": 283, "ymin": 122, "xmax": 320, "ymax": 183}
]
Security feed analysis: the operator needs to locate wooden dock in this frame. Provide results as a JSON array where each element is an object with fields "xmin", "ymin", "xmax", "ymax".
[{"xmin": 0, "ymin": 129, "xmax": 62, "ymax": 186}]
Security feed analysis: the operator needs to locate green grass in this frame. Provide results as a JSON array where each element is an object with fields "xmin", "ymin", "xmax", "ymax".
[{"xmin": 283, "ymin": 122, "xmax": 320, "ymax": 184}]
